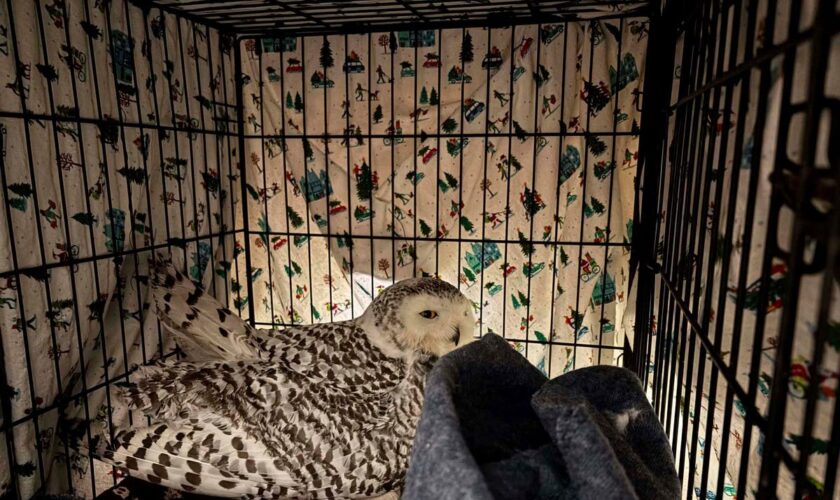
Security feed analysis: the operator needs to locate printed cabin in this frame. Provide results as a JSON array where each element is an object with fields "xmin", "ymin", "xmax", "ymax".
[
  {"xmin": 398, "ymin": 30, "xmax": 435, "ymax": 47},
  {"xmin": 110, "ymin": 31, "xmax": 135, "ymax": 93},
  {"xmin": 301, "ymin": 169, "xmax": 333, "ymax": 202},
  {"xmin": 464, "ymin": 242, "xmax": 502, "ymax": 275},
  {"xmin": 262, "ymin": 37, "xmax": 297, "ymax": 53},
  {"xmin": 590, "ymin": 272, "xmax": 616, "ymax": 307}
]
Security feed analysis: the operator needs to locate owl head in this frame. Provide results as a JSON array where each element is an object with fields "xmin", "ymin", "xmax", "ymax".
[{"xmin": 359, "ymin": 277, "xmax": 477, "ymax": 360}]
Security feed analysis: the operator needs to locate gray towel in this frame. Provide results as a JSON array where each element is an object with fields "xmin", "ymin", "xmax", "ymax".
[{"xmin": 404, "ymin": 334, "xmax": 680, "ymax": 500}]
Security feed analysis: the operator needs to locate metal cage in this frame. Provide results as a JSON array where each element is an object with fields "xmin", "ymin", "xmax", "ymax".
[
  {"xmin": 634, "ymin": 0, "xmax": 839, "ymax": 498},
  {"xmin": 0, "ymin": 0, "xmax": 836, "ymax": 499}
]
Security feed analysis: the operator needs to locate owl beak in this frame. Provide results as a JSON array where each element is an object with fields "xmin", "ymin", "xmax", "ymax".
[{"xmin": 450, "ymin": 327, "xmax": 461, "ymax": 346}]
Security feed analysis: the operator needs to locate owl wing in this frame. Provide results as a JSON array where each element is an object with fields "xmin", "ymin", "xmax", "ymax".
[
  {"xmin": 150, "ymin": 256, "xmax": 264, "ymax": 361},
  {"xmin": 96, "ymin": 416, "xmax": 300, "ymax": 498},
  {"xmin": 150, "ymin": 256, "xmax": 362, "ymax": 370},
  {"xmin": 100, "ymin": 357, "xmax": 396, "ymax": 498}
]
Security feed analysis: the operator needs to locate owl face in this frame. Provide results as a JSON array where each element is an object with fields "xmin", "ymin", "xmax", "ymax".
[
  {"xmin": 396, "ymin": 291, "xmax": 476, "ymax": 357},
  {"xmin": 361, "ymin": 278, "xmax": 477, "ymax": 359}
]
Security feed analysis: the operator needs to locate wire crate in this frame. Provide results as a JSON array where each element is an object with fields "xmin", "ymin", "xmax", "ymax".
[{"xmin": 0, "ymin": 0, "xmax": 836, "ymax": 498}]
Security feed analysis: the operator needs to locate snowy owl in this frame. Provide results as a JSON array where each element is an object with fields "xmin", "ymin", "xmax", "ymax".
[{"xmin": 92, "ymin": 258, "xmax": 476, "ymax": 499}]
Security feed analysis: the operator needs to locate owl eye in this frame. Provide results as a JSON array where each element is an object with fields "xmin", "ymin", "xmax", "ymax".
[{"xmin": 419, "ymin": 310, "xmax": 438, "ymax": 319}]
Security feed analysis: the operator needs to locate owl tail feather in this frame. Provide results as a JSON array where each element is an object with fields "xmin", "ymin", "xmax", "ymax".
[
  {"xmin": 151, "ymin": 255, "xmax": 260, "ymax": 361},
  {"xmin": 81, "ymin": 419, "xmax": 298, "ymax": 499},
  {"xmin": 80, "ymin": 434, "xmax": 264, "ymax": 498}
]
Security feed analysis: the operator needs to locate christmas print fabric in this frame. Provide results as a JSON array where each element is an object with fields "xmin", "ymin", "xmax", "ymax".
[
  {"xmin": 652, "ymin": 2, "xmax": 840, "ymax": 498},
  {"xmin": 0, "ymin": 1, "xmax": 240, "ymax": 497},
  {"xmin": 239, "ymin": 21, "xmax": 646, "ymax": 382}
]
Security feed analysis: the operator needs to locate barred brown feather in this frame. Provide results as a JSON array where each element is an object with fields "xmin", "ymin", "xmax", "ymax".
[{"xmin": 91, "ymin": 264, "xmax": 475, "ymax": 499}]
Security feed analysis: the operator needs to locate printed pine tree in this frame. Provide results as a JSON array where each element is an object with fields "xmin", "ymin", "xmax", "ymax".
[
  {"xmin": 419, "ymin": 219, "xmax": 432, "ymax": 237},
  {"xmin": 586, "ymin": 134, "xmax": 607, "ymax": 156},
  {"xmin": 9, "ymin": 182, "xmax": 35, "ymax": 198},
  {"xmin": 568, "ymin": 308, "xmax": 584, "ymax": 332},
  {"xmin": 591, "ymin": 197, "xmax": 606, "ymax": 215},
  {"xmin": 389, "ymin": 32, "xmax": 398, "ymax": 53},
  {"xmin": 338, "ymin": 232, "xmax": 353, "ymax": 249},
  {"xmin": 15, "ymin": 460, "xmax": 38, "ymax": 477},
  {"xmin": 7, "ymin": 183, "xmax": 33, "ymax": 211},
  {"xmin": 786, "ymin": 435, "xmax": 830, "ymax": 456},
  {"xmin": 429, "ymin": 87, "xmax": 439, "ymax": 105},
  {"xmin": 829, "ymin": 322, "xmax": 840, "ymax": 351},
  {"xmin": 511, "ymin": 290, "xmax": 529, "ymax": 309},
  {"xmin": 518, "ymin": 230, "xmax": 535, "ymax": 256},
  {"xmin": 448, "ymin": 200, "xmax": 462, "ymax": 217},
  {"xmin": 442, "ymin": 118, "xmax": 458, "ymax": 134},
  {"xmin": 356, "ymin": 161, "xmax": 374, "ymax": 200},
  {"xmin": 405, "ymin": 170, "xmax": 424, "ymax": 185},
  {"xmin": 460, "ymin": 31, "xmax": 474, "ymax": 64},
  {"xmin": 36, "ymin": 63, "xmax": 59, "ymax": 82},
  {"xmin": 320, "ymin": 37, "xmax": 334, "ymax": 68},
  {"xmin": 286, "ymin": 91, "xmax": 294, "ymax": 109},
  {"xmin": 460, "ymin": 216, "xmax": 475, "ymax": 234},
  {"xmin": 533, "ymin": 64, "xmax": 550, "ymax": 87},
  {"xmin": 194, "ymin": 96, "xmax": 211, "ymax": 110},
  {"xmin": 233, "ymin": 293, "xmax": 249, "ymax": 312},
  {"xmin": 419, "ymin": 86, "xmax": 429, "ymax": 104},
  {"xmin": 257, "ymin": 213, "xmax": 271, "ymax": 248},
  {"xmin": 603, "ymin": 22, "xmax": 622, "ymax": 43},
  {"xmin": 287, "ymin": 206, "xmax": 304, "ymax": 228},
  {"xmin": 509, "ymin": 155, "xmax": 524, "ymax": 174},
  {"xmin": 244, "ymin": 183, "xmax": 260, "ymax": 201},
  {"xmin": 373, "ymin": 104, "xmax": 383, "ymax": 123},
  {"xmin": 444, "ymin": 172, "xmax": 459, "ymax": 189},
  {"xmin": 512, "ymin": 120, "xmax": 527, "ymax": 142},
  {"xmin": 522, "ymin": 186, "xmax": 544, "ymax": 218},
  {"xmin": 216, "ymin": 260, "xmax": 231, "ymax": 279},
  {"xmin": 583, "ymin": 80, "xmax": 611, "ymax": 114},
  {"xmin": 302, "ymin": 139, "xmax": 314, "ymax": 160},
  {"xmin": 294, "ymin": 92, "xmax": 303, "ymax": 112},
  {"xmin": 285, "ymin": 260, "xmax": 302, "ymax": 277},
  {"xmin": 79, "ymin": 21, "xmax": 102, "ymax": 40},
  {"xmin": 201, "ymin": 171, "xmax": 220, "ymax": 194},
  {"xmin": 118, "ymin": 166, "xmax": 147, "ymax": 184},
  {"xmin": 72, "ymin": 212, "xmax": 97, "ymax": 226},
  {"xmin": 583, "ymin": 202, "xmax": 594, "ymax": 218},
  {"xmin": 559, "ymin": 247, "xmax": 570, "ymax": 266},
  {"xmin": 462, "ymin": 267, "xmax": 476, "ymax": 284}
]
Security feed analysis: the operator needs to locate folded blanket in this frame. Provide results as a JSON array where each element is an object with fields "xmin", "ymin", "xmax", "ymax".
[{"xmin": 404, "ymin": 334, "xmax": 680, "ymax": 500}]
